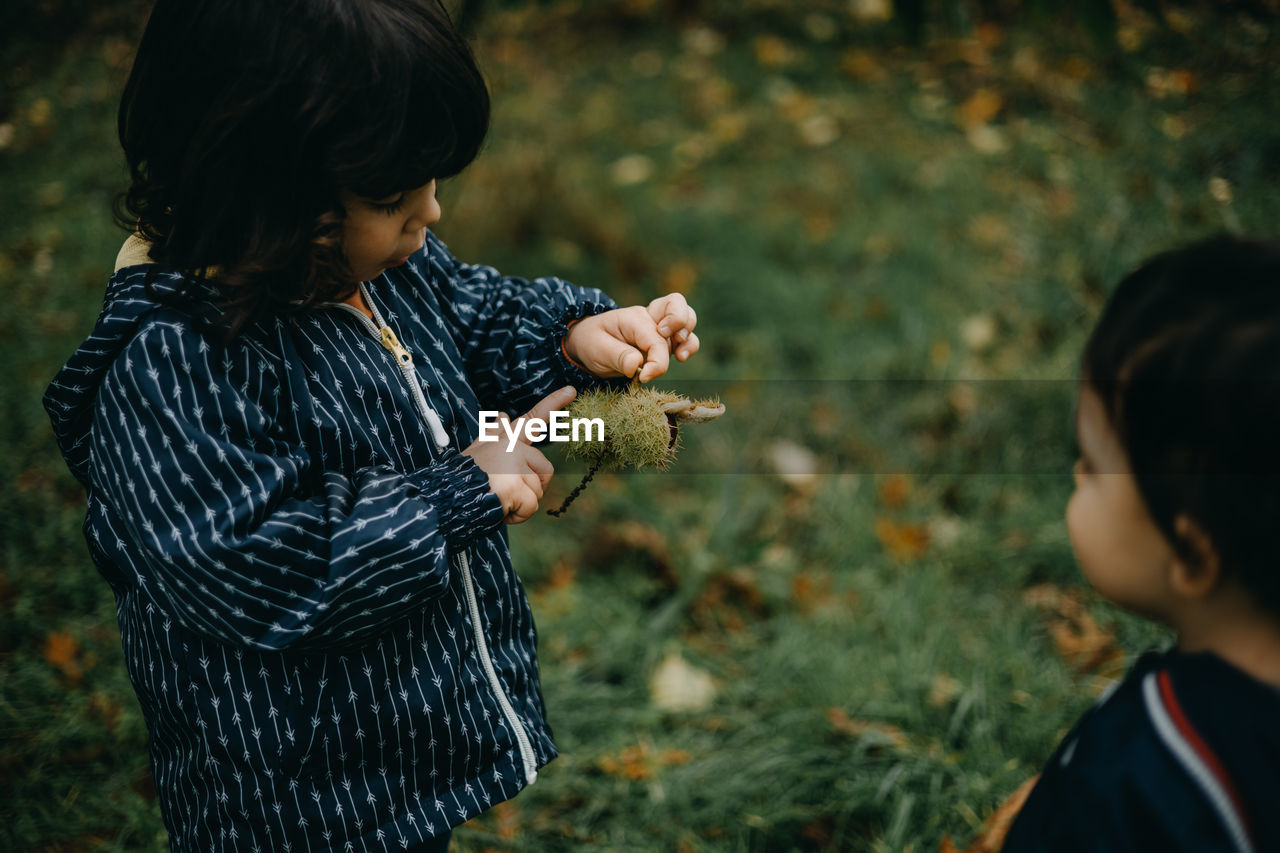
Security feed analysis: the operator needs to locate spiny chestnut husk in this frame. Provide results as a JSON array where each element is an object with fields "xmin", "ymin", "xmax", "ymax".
[{"xmin": 549, "ymin": 387, "xmax": 725, "ymax": 515}]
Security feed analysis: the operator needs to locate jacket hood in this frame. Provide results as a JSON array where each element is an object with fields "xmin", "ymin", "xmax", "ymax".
[{"xmin": 44, "ymin": 265, "xmax": 215, "ymax": 487}]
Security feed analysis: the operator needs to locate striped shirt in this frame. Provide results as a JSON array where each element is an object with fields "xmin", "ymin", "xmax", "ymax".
[{"xmin": 44, "ymin": 231, "xmax": 620, "ymax": 851}]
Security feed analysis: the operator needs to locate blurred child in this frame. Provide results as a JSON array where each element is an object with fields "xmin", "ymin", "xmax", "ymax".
[
  {"xmin": 42, "ymin": 1, "xmax": 698, "ymax": 850},
  {"xmin": 1002, "ymin": 237, "xmax": 1280, "ymax": 852}
]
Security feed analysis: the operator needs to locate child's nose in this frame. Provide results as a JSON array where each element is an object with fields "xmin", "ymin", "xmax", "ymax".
[{"xmin": 410, "ymin": 180, "xmax": 441, "ymax": 230}]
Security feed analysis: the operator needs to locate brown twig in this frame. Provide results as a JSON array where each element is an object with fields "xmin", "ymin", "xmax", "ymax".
[{"xmin": 547, "ymin": 456, "xmax": 604, "ymax": 517}]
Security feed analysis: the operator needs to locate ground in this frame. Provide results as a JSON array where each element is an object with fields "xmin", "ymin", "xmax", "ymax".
[{"xmin": 2, "ymin": 1, "xmax": 1278, "ymax": 850}]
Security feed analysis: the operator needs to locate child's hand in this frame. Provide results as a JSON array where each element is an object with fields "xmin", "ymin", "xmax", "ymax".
[
  {"xmin": 564, "ymin": 294, "xmax": 699, "ymax": 383},
  {"xmin": 463, "ymin": 387, "xmax": 576, "ymax": 524}
]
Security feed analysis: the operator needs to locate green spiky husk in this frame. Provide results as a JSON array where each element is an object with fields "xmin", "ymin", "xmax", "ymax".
[{"xmin": 564, "ymin": 388, "xmax": 677, "ymax": 470}]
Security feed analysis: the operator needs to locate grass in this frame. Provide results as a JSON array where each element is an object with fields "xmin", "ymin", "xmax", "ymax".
[{"xmin": 2, "ymin": 1, "xmax": 1278, "ymax": 850}]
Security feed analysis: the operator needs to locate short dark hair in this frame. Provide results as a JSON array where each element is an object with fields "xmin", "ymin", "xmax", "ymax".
[
  {"xmin": 115, "ymin": 0, "xmax": 489, "ymax": 335},
  {"xmin": 1083, "ymin": 235, "xmax": 1280, "ymax": 615}
]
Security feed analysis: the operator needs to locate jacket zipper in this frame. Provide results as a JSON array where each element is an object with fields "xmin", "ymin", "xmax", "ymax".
[
  {"xmin": 456, "ymin": 549, "xmax": 538, "ymax": 784},
  {"xmin": 331, "ymin": 294, "xmax": 450, "ymax": 449},
  {"xmin": 331, "ymin": 284, "xmax": 540, "ymax": 785}
]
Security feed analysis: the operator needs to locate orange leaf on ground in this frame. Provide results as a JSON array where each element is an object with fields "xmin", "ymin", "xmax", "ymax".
[
  {"xmin": 599, "ymin": 745, "xmax": 653, "ymax": 780},
  {"xmin": 753, "ymin": 35, "xmax": 793, "ymax": 68},
  {"xmin": 661, "ymin": 748, "xmax": 692, "ymax": 766},
  {"xmin": 975, "ymin": 22, "xmax": 1005, "ymax": 49},
  {"xmin": 492, "ymin": 801, "xmax": 519, "ymax": 841},
  {"xmin": 875, "ymin": 517, "xmax": 930, "ymax": 561},
  {"xmin": 790, "ymin": 570, "xmax": 834, "ymax": 613},
  {"xmin": 826, "ymin": 708, "xmax": 910, "ymax": 753},
  {"xmin": 941, "ymin": 775, "xmax": 1039, "ymax": 853},
  {"xmin": 956, "ymin": 89, "xmax": 1003, "ymax": 128},
  {"xmin": 545, "ymin": 559, "xmax": 575, "ymax": 591},
  {"xmin": 840, "ymin": 49, "xmax": 884, "ymax": 82},
  {"xmin": 1022, "ymin": 584, "xmax": 1125, "ymax": 676},
  {"xmin": 598, "ymin": 741, "xmax": 691, "ymax": 781},
  {"xmin": 878, "ymin": 473, "xmax": 911, "ymax": 508},
  {"xmin": 43, "ymin": 631, "xmax": 83, "ymax": 681},
  {"xmin": 1049, "ymin": 613, "xmax": 1124, "ymax": 675},
  {"xmin": 1146, "ymin": 68, "xmax": 1195, "ymax": 98},
  {"xmin": 531, "ymin": 559, "xmax": 576, "ymax": 615}
]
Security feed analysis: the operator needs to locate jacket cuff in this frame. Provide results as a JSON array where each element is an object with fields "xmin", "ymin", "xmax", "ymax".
[
  {"xmin": 551, "ymin": 300, "xmax": 630, "ymax": 391},
  {"xmin": 407, "ymin": 452, "xmax": 505, "ymax": 546}
]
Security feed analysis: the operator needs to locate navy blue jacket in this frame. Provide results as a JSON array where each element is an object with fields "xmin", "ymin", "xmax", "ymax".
[
  {"xmin": 1003, "ymin": 649, "xmax": 1280, "ymax": 853},
  {"xmin": 45, "ymin": 231, "xmax": 618, "ymax": 851}
]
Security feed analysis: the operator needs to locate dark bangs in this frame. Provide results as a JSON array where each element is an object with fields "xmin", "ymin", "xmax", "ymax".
[
  {"xmin": 115, "ymin": 0, "xmax": 488, "ymax": 336},
  {"xmin": 321, "ymin": 0, "xmax": 490, "ymax": 199}
]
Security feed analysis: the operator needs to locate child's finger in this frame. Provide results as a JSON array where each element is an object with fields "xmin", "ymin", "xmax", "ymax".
[
  {"xmin": 647, "ymin": 292, "xmax": 689, "ymax": 313},
  {"xmin": 674, "ymin": 331, "xmax": 700, "ymax": 362},
  {"xmin": 620, "ymin": 349, "xmax": 644, "ymax": 378},
  {"xmin": 504, "ymin": 480, "xmax": 539, "ymax": 524},
  {"xmin": 525, "ymin": 446, "xmax": 554, "ymax": 491},
  {"xmin": 637, "ymin": 354, "xmax": 671, "ymax": 382},
  {"xmin": 629, "ymin": 326, "xmax": 671, "ymax": 382},
  {"xmin": 665, "ymin": 326, "xmax": 694, "ymax": 354},
  {"xmin": 651, "ymin": 296, "xmax": 697, "ymax": 338},
  {"xmin": 518, "ymin": 386, "xmax": 577, "ymax": 440},
  {"xmin": 600, "ymin": 311, "xmax": 669, "ymax": 380},
  {"xmin": 522, "ymin": 470, "xmax": 544, "ymax": 501},
  {"xmin": 669, "ymin": 305, "xmax": 697, "ymax": 337}
]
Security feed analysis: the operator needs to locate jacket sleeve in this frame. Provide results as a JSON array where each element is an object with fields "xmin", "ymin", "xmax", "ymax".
[
  {"xmin": 422, "ymin": 231, "xmax": 627, "ymax": 416},
  {"xmin": 89, "ymin": 318, "xmax": 505, "ymax": 652}
]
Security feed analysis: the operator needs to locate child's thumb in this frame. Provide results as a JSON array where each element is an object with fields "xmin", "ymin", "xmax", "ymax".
[{"xmin": 618, "ymin": 348, "xmax": 644, "ymax": 379}]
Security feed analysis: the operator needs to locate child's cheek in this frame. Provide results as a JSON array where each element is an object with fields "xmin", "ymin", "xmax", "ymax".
[{"xmin": 1065, "ymin": 490, "xmax": 1093, "ymax": 567}]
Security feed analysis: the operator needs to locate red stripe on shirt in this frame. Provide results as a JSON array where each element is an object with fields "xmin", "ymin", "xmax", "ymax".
[{"xmin": 1157, "ymin": 668, "xmax": 1253, "ymax": 838}]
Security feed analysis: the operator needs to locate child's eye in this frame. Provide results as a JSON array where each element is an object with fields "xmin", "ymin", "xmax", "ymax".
[{"xmin": 371, "ymin": 193, "xmax": 406, "ymax": 215}]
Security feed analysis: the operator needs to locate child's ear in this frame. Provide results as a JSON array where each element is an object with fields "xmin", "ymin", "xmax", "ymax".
[{"xmin": 1169, "ymin": 513, "xmax": 1221, "ymax": 599}]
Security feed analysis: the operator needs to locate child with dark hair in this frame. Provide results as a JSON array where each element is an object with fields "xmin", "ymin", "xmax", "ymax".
[
  {"xmin": 1003, "ymin": 236, "xmax": 1280, "ymax": 852},
  {"xmin": 43, "ymin": 1, "xmax": 699, "ymax": 850}
]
